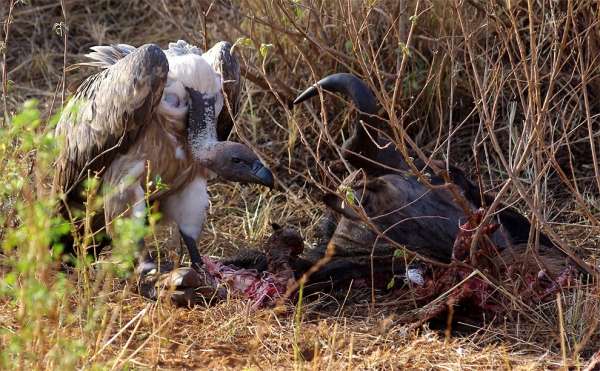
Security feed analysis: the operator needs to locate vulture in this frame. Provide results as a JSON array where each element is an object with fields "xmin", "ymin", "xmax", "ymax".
[{"xmin": 53, "ymin": 40, "xmax": 273, "ymax": 276}]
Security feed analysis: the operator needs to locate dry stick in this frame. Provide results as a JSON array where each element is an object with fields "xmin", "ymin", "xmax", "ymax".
[
  {"xmin": 382, "ymin": 4, "xmax": 476, "ymax": 217},
  {"xmin": 525, "ymin": 0, "xmax": 546, "ymax": 277},
  {"xmin": 229, "ymin": 0, "xmax": 357, "ymax": 72},
  {"xmin": 89, "ymin": 304, "xmax": 150, "ymax": 362},
  {"xmin": 455, "ymin": 1, "xmax": 593, "ymax": 275},
  {"xmin": 389, "ymin": 0, "xmax": 423, "ymax": 112},
  {"xmin": 493, "ymin": 0, "xmax": 568, "ymax": 176},
  {"xmin": 574, "ymin": 314, "xmax": 599, "ymax": 357},
  {"xmin": 363, "ymin": 9, "xmax": 400, "ymax": 84},
  {"xmin": 446, "ymin": 23, "xmax": 457, "ymax": 175},
  {"xmin": 557, "ymin": 292, "xmax": 568, "ymax": 370},
  {"xmin": 110, "ymin": 304, "xmax": 150, "ymax": 371},
  {"xmin": 200, "ymin": 2, "xmax": 211, "ymax": 51},
  {"xmin": 151, "ymin": 0, "xmax": 195, "ymax": 41},
  {"xmin": 114, "ymin": 316, "xmax": 174, "ymax": 370},
  {"xmin": 281, "ymin": 240, "xmax": 335, "ymax": 303},
  {"xmin": 483, "ymin": 97, "xmax": 595, "ymax": 276},
  {"xmin": 241, "ymin": 57, "xmax": 344, "ymax": 202},
  {"xmin": 266, "ymin": 43, "xmax": 352, "ymax": 186},
  {"xmin": 571, "ymin": 11, "xmax": 600, "ymax": 196},
  {"xmin": 549, "ymin": 155, "xmax": 600, "ymax": 227},
  {"xmin": 473, "ymin": 66, "xmax": 515, "ymax": 249},
  {"xmin": 59, "ymin": 0, "xmax": 68, "ymax": 106},
  {"xmin": 12, "ymin": 1, "xmax": 76, "ymax": 17},
  {"xmin": 240, "ymin": 63, "xmax": 294, "ymax": 101},
  {"xmin": 275, "ymin": 0, "xmax": 357, "ymax": 70},
  {"xmin": 1, "ymin": 0, "xmax": 16, "ymax": 124}
]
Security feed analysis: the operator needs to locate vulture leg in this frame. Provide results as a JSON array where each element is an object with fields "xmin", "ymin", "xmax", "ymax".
[
  {"xmin": 161, "ymin": 176, "xmax": 210, "ymax": 270},
  {"xmin": 179, "ymin": 231, "xmax": 203, "ymax": 270}
]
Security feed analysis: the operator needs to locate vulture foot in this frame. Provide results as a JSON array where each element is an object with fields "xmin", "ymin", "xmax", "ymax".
[{"xmin": 137, "ymin": 266, "xmax": 219, "ymax": 305}]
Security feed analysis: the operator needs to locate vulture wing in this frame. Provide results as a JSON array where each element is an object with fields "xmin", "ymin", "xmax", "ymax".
[
  {"xmin": 53, "ymin": 44, "xmax": 169, "ymax": 197},
  {"xmin": 202, "ymin": 41, "xmax": 241, "ymax": 141}
]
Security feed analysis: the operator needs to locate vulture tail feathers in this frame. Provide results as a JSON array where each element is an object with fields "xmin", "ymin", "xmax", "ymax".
[{"xmin": 73, "ymin": 44, "xmax": 137, "ymax": 70}]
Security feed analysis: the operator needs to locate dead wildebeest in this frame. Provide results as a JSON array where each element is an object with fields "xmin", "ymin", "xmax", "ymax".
[
  {"xmin": 221, "ymin": 223, "xmax": 403, "ymax": 295},
  {"xmin": 292, "ymin": 73, "xmax": 591, "ymax": 321}
]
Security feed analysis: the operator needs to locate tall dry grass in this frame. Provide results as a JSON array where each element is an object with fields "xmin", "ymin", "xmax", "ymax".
[{"xmin": 1, "ymin": 0, "xmax": 599, "ymax": 369}]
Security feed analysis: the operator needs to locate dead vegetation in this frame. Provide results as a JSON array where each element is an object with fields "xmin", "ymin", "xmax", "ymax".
[{"xmin": 1, "ymin": 0, "xmax": 600, "ymax": 369}]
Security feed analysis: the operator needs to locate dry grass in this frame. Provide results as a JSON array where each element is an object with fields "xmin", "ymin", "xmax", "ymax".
[{"xmin": 1, "ymin": 0, "xmax": 600, "ymax": 369}]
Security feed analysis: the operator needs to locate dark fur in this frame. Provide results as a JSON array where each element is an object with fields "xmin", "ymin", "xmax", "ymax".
[{"xmin": 222, "ymin": 224, "xmax": 403, "ymax": 293}]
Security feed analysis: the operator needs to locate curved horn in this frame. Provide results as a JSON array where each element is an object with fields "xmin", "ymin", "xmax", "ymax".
[
  {"xmin": 292, "ymin": 73, "xmax": 381, "ymax": 168},
  {"xmin": 293, "ymin": 73, "xmax": 377, "ymax": 113}
]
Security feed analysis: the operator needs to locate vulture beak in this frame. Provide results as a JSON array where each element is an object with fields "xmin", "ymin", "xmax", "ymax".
[
  {"xmin": 186, "ymin": 88, "xmax": 274, "ymax": 189},
  {"xmin": 250, "ymin": 160, "xmax": 275, "ymax": 188}
]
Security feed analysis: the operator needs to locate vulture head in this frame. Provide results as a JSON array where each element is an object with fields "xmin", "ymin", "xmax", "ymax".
[
  {"xmin": 185, "ymin": 88, "xmax": 273, "ymax": 187},
  {"xmin": 194, "ymin": 141, "xmax": 274, "ymax": 187},
  {"xmin": 292, "ymin": 73, "xmax": 390, "ymax": 174},
  {"xmin": 159, "ymin": 40, "xmax": 274, "ymax": 187}
]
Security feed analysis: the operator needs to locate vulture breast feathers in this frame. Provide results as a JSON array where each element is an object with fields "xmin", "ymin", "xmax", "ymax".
[{"xmin": 53, "ymin": 40, "xmax": 246, "ymax": 199}]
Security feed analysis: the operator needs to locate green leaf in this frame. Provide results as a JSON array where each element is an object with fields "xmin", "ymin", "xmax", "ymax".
[
  {"xmin": 393, "ymin": 249, "xmax": 405, "ymax": 258},
  {"xmin": 83, "ymin": 177, "xmax": 99, "ymax": 193},
  {"xmin": 398, "ymin": 42, "xmax": 411, "ymax": 57},
  {"xmin": 259, "ymin": 43, "xmax": 273, "ymax": 59},
  {"xmin": 344, "ymin": 40, "xmax": 353, "ymax": 53},
  {"xmin": 234, "ymin": 37, "xmax": 253, "ymax": 49},
  {"xmin": 387, "ymin": 277, "xmax": 395, "ymax": 290},
  {"xmin": 153, "ymin": 175, "xmax": 169, "ymax": 191},
  {"xmin": 12, "ymin": 99, "xmax": 40, "ymax": 129},
  {"xmin": 292, "ymin": 1, "xmax": 305, "ymax": 18},
  {"xmin": 340, "ymin": 186, "xmax": 355, "ymax": 206}
]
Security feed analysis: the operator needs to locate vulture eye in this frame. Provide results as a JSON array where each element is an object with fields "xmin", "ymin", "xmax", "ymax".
[
  {"xmin": 164, "ymin": 93, "xmax": 180, "ymax": 107},
  {"xmin": 232, "ymin": 157, "xmax": 243, "ymax": 164}
]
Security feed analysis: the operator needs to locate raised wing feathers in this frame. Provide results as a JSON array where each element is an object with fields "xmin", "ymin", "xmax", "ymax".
[
  {"xmin": 75, "ymin": 44, "xmax": 137, "ymax": 69},
  {"xmin": 53, "ymin": 43, "xmax": 169, "ymax": 196},
  {"xmin": 202, "ymin": 41, "xmax": 241, "ymax": 141}
]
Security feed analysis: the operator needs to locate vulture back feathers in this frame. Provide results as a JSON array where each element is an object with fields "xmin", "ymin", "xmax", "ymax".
[{"xmin": 54, "ymin": 44, "xmax": 169, "ymax": 197}]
